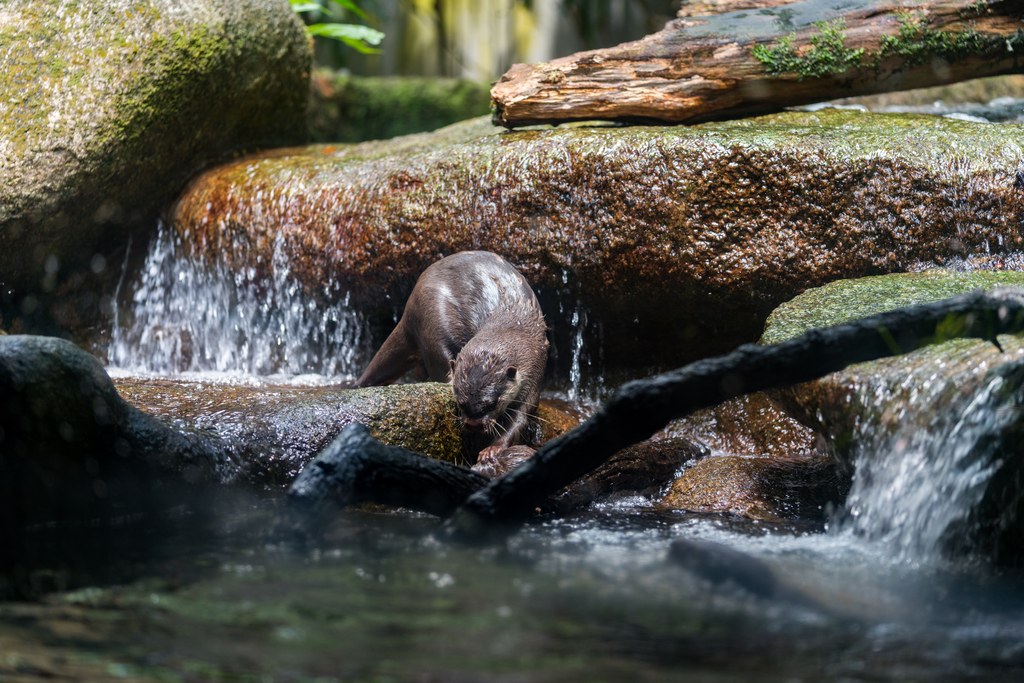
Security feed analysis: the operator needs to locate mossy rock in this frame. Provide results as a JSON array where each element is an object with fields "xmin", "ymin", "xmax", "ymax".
[
  {"xmin": 760, "ymin": 268, "xmax": 1024, "ymax": 462},
  {"xmin": 168, "ymin": 107, "xmax": 1024, "ymax": 372},
  {"xmin": 115, "ymin": 378, "xmax": 579, "ymax": 482},
  {"xmin": 0, "ymin": 0, "xmax": 310, "ymax": 301},
  {"xmin": 760, "ymin": 270, "xmax": 1024, "ymax": 564}
]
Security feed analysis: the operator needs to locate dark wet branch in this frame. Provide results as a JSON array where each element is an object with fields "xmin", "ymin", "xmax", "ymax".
[
  {"xmin": 443, "ymin": 287, "xmax": 1024, "ymax": 541},
  {"xmin": 287, "ymin": 423, "xmax": 490, "ymax": 536}
]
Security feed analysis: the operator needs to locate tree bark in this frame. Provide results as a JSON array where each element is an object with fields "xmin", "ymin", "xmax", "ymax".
[
  {"xmin": 491, "ymin": 0, "xmax": 1024, "ymax": 127},
  {"xmin": 444, "ymin": 287, "xmax": 1024, "ymax": 541}
]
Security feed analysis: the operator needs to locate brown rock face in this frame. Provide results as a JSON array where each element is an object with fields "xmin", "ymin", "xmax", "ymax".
[
  {"xmin": 166, "ymin": 109, "xmax": 1024, "ymax": 373},
  {"xmin": 658, "ymin": 393, "xmax": 845, "ymax": 522}
]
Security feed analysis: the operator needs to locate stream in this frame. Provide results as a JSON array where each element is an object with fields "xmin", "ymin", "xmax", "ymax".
[{"xmin": 6, "ymin": 223, "xmax": 1020, "ymax": 682}]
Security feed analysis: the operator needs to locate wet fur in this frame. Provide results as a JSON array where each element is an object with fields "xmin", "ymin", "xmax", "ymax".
[{"xmin": 355, "ymin": 251, "xmax": 548, "ymax": 455}]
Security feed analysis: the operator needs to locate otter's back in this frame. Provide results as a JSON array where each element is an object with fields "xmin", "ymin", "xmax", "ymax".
[{"xmin": 405, "ymin": 251, "xmax": 542, "ymax": 380}]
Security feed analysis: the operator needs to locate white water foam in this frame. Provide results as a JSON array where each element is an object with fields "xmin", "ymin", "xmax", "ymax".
[
  {"xmin": 108, "ymin": 222, "xmax": 369, "ymax": 381},
  {"xmin": 832, "ymin": 360, "xmax": 1020, "ymax": 564}
]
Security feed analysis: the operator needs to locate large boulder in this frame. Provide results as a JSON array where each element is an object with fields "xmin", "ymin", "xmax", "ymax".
[
  {"xmin": 0, "ymin": 0, "xmax": 310, "ymax": 318},
  {"xmin": 114, "ymin": 377, "xmax": 579, "ymax": 482},
  {"xmin": 165, "ymin": 108, "xmax": 1024, "ymax": 371},
  {"xmin": 762, "ymin": 270, "xmax": 1024, "ymax": 564}
]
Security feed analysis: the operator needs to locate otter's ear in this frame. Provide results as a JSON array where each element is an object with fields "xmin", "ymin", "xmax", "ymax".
[
  {"xmin": 448, "ymin": 358, "xmax": 456, "ymax": 381},
  {"xmin": 505, "ymin": 366, "xmax": 518, "ymax": 381}
]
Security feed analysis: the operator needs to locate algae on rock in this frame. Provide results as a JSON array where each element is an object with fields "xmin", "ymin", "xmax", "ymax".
[{"xmin": 0, "ymin": 0, "xmax": 311, "ymax": 307}]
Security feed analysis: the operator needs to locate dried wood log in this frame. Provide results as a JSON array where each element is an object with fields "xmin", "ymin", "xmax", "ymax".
[
  {"xmin": 491, "ymin": 0, "xmax": 1024, "ymax": 127},
  {"xmin": 444, "ymin": 287, "xmax": 1024, "ymax": 541}
]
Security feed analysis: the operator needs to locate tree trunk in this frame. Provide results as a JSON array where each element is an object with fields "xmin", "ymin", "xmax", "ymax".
[{"xmin": 491, "ymin": 0, "xmax": 1024, "ymax": 127}]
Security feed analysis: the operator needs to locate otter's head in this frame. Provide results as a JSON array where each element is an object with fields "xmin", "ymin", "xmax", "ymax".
[{"xmin": 450, "ymin": 348, "xmax": 520, "ymax": 434}]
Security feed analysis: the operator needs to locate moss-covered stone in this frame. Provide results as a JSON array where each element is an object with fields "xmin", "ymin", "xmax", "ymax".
[
  {"xmin": 168, "ymin": 107, "xmax": 1024, "ymax": 372},
  {"xmin": 0, "ymin": 0, "xmax": 311, "ymax": 302},
  {"xmin": 760, "ymin": 269, "xmax": 1024, "ymax": 346},
  {"xmin": 308, "ymin": 69, "xmax": 492, "ymax": 143},
  {"xmin": 115, "ymin": 377, "xmax": 579, "ymax": 479}
]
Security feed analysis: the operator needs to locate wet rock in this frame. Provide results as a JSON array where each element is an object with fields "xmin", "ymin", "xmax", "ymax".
[
  {"xmin": 0, "ymin": 335, "xmax": 227, "ymax": 582},
  {"xmin": 762, "ymin": 270, "xmax": 1024, "ymax": 564},
  {"xmin": 656, "ymin": 393, "xmax": 844, "ymax": 522},
  {"xmin": 115, "ymin": 377, "xmax": 580, "ymax": 484},
  {"xmin": 167, "ymin": 108, "xmax": 1024, "ymax": 371},
  {"xmin": 545, "ymin": 436, "xmax": 708, "ymax": 515},
  {"xmin": 662, "ymin": 454, "xmax": 845, "ymax": 522},
  {"xmin": 0, "ymin": 0, "xmax": 310, "ymax": 306},
  {"xmin": 660, "ymin": 393, "xmax": 820, "ymax": 459},
  {"xmin": 308, "ymin": 69, "xmax": 491, "ymax": 143}
]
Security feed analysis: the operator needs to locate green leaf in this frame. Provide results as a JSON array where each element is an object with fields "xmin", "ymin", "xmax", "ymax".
[
  {"xmin": 289, "ymin": 0, "xmax": 323, "ymax": 13},
  {"xmin": 306, "ymin": 22, "xmax": 385, "ymax": 51},
  {"xmin": 326, "ymin": 0, "xmax": 368, "ymax": 20}
]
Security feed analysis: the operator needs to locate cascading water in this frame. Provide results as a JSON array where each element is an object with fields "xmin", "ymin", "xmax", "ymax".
[
  {"xmin": 108, "ymin": 222, "xmax": 370, "ymax": 381},
  {"xmin": 832, "ymin": 354, "xmax": 1024, "ymax": 563}
]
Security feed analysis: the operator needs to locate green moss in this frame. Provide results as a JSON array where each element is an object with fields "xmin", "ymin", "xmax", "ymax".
[
  {"xmin": 752, "ymin": 19, "xmax": 864, "ymax": 80},
  {"xmin": 760, "ymin": 270, "xmax": 1024, "ymax": 345},
  {"xmin": 869, "ymin": 11, "xmax": 1011, "ymax": 71},
  {"xmin": 959, "ymin": 0, "xmax": 990, "ymax": 19},
  {"xmin": 752, "ymin": 8, "xmax": 1021, "ymax": 81}
]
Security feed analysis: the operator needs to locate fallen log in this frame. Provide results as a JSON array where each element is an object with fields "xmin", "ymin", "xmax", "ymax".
[
  {"xmin": 491, "ymin": 0, "xmax": 1024, "ymax": 127},
  {"xmin": 443, "ymin": 287, "xmax": 1024, "ymax": 541}
]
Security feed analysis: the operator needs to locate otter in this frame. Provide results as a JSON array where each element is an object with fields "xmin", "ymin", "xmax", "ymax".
[{"xmin": 354, "ymin": 251, "xmax": 549, "ymax": 459}]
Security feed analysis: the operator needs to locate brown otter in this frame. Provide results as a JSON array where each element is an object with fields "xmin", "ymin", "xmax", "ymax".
[{"xmin": 354, "ymin": 251, "xmax": 548, "ymax": 460}]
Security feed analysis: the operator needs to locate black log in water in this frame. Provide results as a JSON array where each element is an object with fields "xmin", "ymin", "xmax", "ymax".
[{"xmin": 287, "ymin": 423, "xmax": 489, "ymax": 539}]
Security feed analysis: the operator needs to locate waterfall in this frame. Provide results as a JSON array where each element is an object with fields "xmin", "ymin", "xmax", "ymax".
[
  {"xmin": 108, "ymin": 222, "xmax": 368, "ymax": 380},
  {"xmin": 833, "ymin": 354, "xmax": 1024, "ymax": 563}
]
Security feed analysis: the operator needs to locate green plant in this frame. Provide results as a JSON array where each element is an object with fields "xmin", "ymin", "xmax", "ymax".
[
  {"xmin": 751, "ymin": 19, "xmax": 864, "ymax": 80},
  {"xmin": 870, "ymin": 11, "xmax": 996, "ymax": 70},
  {"xmin": 290, "ymin": 0, "xmax": 384, "ymax": 54}
]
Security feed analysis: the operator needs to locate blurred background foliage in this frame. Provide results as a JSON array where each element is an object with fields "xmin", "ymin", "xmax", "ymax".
[{"xmin": 301, "ymin": 0, "xmax": 682, "ymax": 81}]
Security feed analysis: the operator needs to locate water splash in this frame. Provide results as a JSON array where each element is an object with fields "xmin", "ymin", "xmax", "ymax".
[
  {"xmin": 108, "ymin": 223, "xmax": 369, "ymax": 380},
  {"xmin": 567, "ymin": 306, "xmax": 586, "ymax": 403},
  {"xmin": 833, "ymin": 364, "xmax": 1020, "ymax": 563}
]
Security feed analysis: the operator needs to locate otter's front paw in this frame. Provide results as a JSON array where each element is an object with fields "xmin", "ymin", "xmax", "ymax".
[{"xmin": 471, "ymin": 445, "xmax": 536, "ymax": 478}]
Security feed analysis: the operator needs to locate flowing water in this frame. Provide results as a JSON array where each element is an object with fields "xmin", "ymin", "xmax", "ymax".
[
  {"xmin": 7, "ymin": 227, "xmax": 1024, "ymax": 680},
  {"xmin": 108, "ymin": 222, "xmax": 370, "ymax": 382},
  {"xmin": 837, "ymin": 371, "xmax": 1016, "ymax": 563}
]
